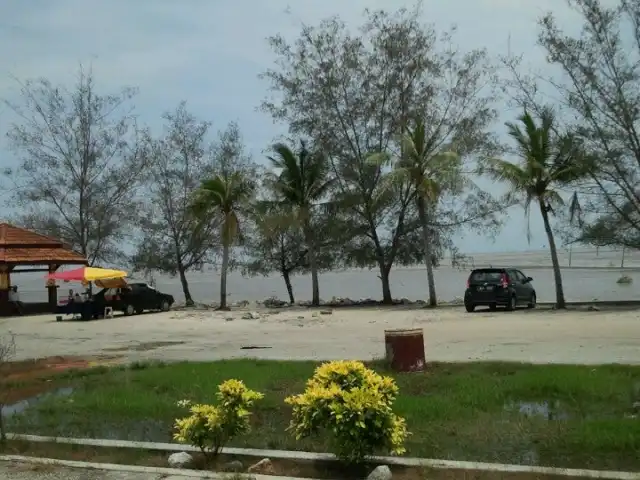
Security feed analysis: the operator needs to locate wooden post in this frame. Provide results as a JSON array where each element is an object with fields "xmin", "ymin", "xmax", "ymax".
[
  {"xmin": 0, "ymin": 264, "xmax": 10, "ymax": 316},
  {"xmin": 47, "ymin": 265, "xmax": 59, "ymax": 312}
]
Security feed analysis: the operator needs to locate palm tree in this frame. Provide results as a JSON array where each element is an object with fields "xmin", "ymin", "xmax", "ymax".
[
  {"xmin": 399, "ymin": 120, "xmax": 462, "ymax": 307},
  {"xmin": 192, "ymin": 172, "xmax": 255, "ymax": 310},
  {"xmin": 267, "ymin": 142, "xmax": 335, "ymax": 306},
  {"xmin": 485, "ymin": 108, "xmax": 588, "ymax": 309}
]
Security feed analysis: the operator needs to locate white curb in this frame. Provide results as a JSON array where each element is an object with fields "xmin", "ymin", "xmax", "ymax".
[
  {"xmin": 6, "ymin": 433, "xmax": 640, "ymax": 479},
  {"xmin": 0, "ymin": 454, "xmax": 319, "ymax": 480}
]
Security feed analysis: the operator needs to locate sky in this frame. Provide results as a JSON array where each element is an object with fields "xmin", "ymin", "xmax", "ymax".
[{"xmin": 0, "ymin": 0, "xmax": 591, "ymax": 254}]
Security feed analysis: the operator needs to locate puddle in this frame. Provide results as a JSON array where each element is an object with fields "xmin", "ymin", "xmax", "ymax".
[
  {"xmin": 9, "ymin": 413, "xmax": 172, "ymax": 443},
  {"xmin": 2, "ymin": 387, "xmax": 74, "ymax": 418},
  {"xmin": 505, "ymin": 400, "xmax": 569, "ymax": 420}
]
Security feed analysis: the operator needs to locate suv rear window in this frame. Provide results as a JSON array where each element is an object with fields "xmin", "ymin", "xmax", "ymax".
[{"xmin": 469, "ymin": 269, "xmax": 504, "ymax": 282}]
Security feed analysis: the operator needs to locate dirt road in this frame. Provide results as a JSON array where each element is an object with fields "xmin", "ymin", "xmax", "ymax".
[{"xmin": 2, "ymin": 306, "xmax": 639, "ymax": 365}]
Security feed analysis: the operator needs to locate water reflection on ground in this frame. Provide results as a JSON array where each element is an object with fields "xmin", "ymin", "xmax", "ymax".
[
  {"xmin": 505, "ymin": 400, "xmax": 570, "ymax": 421},
  {"xmin": 2, "ymin": 388, "xmax": 74, "ymax": 418}
]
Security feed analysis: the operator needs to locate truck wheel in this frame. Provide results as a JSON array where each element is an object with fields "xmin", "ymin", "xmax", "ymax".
[
  {"xmin": 465, "ymin": 303, "xmax": 475, "ymax": 313},
  {"xmin": 124, "ymin": 304, "xmax": 135, "ymax": 316},
  {"xmin": 161, "ymin": 300, "xmax": 170, "ymax": 312}
]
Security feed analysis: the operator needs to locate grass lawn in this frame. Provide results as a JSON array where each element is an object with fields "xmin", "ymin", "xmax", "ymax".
[{"xmin": 5, "ymin": 360, "xmax": 640, "ymax": 471}]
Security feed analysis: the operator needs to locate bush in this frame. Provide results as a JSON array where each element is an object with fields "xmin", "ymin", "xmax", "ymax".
[
  {"xmin": 285, "ymin": 360, "xmax": 408, "ymax": 464},
  {"xmin": 173, "ymin": 379, "xmax": 263, "ymax": 458}
]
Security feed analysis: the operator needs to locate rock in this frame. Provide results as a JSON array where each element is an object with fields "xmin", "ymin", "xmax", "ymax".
[
  {"xmin": 247, "ymin": 458, "xmax": 275, "ymax": 474},
  {"xmin": 222, "ymin": 460, "xmax": 244, "ymax": 472},
  {"xmin": 320, "ymin": 309, "xmax": 333, "ymax": 315},
  {"xmin": 400, "ymin": 297, "xmax": 411, "ymax": 305},
  {"xmin": 235, "ymin": 300, "xmax": 250, "ymax": 307},
  {"xmin": 587, "ymin": 305, "xmax": 600, "ymax": 311},
  {"xmin": 367, "ymin": 465, "xmax": 392, "ymax": 480},
  {"xmin": 225, "ymin": 316, "xmax": 234, "ymax": 321},
  {"xmin": 632, "ymin": 401, "xmax": 640, "ymax": 413},
  {"xmin": 242, "ymin": 311, "xmax": 261, "ymax": 319},
  {"xmin": 312, "ymin": 312, "xmax": 320, "ymax": 317},
  {"xmin": 297, "ymin": 316, "xmax": 305, "ymax": 319},
  {"xmin": 264, "ymin": 297, "xmax": 287, "ymax": 308},
  {"xmin": 168, "ymin": 452, "xmax": 193, "ymax": 469}
]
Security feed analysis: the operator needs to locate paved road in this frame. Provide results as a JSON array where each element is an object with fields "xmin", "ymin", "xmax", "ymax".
[
  {"xmin": 2, "ymin": 305, "xmax": 640, "ymax": 365},
  {"xmin": 0, "ymin": 460, "xmax": 190, "ymax": 479}
]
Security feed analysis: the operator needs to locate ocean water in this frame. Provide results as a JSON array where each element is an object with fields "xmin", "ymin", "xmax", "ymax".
[{"xmin": 13, "ymin": 263, "xmax": 639, "ymax": 305}]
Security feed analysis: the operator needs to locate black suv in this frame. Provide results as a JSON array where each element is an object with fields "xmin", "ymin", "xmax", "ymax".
[
  {"xmin": 94, "ymin": 282, "xmax": 174, "ymax": 316},
  {"xmin": 464, "ymin": 268, "xmax": 536, "ymax": 312}
]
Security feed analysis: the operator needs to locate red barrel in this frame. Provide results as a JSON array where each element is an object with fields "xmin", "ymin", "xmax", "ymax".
[{"xmin": 384, "ymin": 328, "xmax": 426, "ymax": 372}]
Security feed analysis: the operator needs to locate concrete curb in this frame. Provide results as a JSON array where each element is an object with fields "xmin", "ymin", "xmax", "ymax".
[
  {"xmin": 0, "ymin": 454, "xmax": 317, "ymax": 480},
  {"xmin": 7, "ymin": 434, "xmax": 640, "ymax": 479}
]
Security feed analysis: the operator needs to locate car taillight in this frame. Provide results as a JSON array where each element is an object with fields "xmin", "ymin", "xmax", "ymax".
[
  {"xmin": 500, "ymin": 273, "xmax": 510, "ymax": 288},
  {"xmin": 466, "ymin": 278, "xmax": 470, "ymax": 288}
]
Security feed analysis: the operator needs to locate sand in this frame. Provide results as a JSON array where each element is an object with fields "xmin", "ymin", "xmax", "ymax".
[{"xmin": 1, "ymin": 305, "xmax": 639, "ymax": 365}]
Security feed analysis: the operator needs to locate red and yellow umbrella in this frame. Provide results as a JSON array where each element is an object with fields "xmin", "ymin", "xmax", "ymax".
[{"xmin": 46, "ymin": 266, "xmax": 128, "ymax": 283}]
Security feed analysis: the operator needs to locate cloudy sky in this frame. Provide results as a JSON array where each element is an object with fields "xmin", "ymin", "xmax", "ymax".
[{"xmin": 0, "ymin": 0, "xmax": 587, "ymax": 254}]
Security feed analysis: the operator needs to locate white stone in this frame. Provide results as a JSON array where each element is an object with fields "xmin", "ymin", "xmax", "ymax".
[
  {"xmin": 167, "ymin": 451, "xmax": 193, "ymax": 468},
  {"xmin": 367, "ymin": 465, "xmax": 392, "ymax": 480},
  {"xmin": 247, "ymin": 457, "xmax": 275, "ymax": 474}
]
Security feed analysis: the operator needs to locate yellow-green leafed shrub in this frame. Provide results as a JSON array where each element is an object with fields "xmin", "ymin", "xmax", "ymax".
[
  {"xmin": 285, "ymin": 360, "xmax": 408, "ymax": 463},
  {"xmin": 174, "ymin": 379, "xmax": 263, "ymax": 458}
]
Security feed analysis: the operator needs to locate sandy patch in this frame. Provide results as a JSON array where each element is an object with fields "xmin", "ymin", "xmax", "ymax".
[{"xmin": 1, "ymin": 306, "xmax": 639, "ymax": 365}]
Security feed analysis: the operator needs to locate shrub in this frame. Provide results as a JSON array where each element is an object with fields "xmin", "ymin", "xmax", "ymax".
[
  {"xmin": 173, "ymin": 379, "xmax": 263, "ymax": 458},
  {"xmin": 285, "ymin": 360, "xmax": 408, "ymax": 464}
]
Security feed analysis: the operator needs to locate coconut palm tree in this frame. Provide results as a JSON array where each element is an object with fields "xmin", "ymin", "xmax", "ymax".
[
  {"xmin": 267, "ymin": 142, "xmax": 335, "ymax": 306},
  {"xmin": 398, "ymin": 120, "xmax": 463, "ymax": 307},
  {"xmin": 192, "ymin": 172, "xmax": 255, "ymax": 310},
  {"xmin": 484, "ymin": 108, "xmax": 588, "ymax": 309}
]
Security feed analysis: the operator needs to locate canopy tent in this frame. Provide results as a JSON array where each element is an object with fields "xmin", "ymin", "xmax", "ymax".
[{"xmin": 46, "ymin": 266, "xmax": 127, "ymax": 283}]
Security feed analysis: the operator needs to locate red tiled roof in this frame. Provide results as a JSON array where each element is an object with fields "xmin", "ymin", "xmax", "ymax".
[{"xmin": 0, "ymin": 223, "xmax": 87, "ymax": 265}]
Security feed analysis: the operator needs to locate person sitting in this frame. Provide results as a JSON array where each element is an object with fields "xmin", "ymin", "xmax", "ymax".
[
  {"xmin": 9, "ymin": 286, "xmax": 24, "ymax": 315},
  {"xmin": 65, "ymin": 289, "xmax": 75, "ymax": 315}
]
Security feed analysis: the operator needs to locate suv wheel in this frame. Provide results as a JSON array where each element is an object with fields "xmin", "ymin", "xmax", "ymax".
[
  {"xmin": 505, "ymin": 295, "xmax": 517, "ymax": 311},
  {"xmin": 160, "ymin": 300, "xmax": 170, "ymax": 312},
  {"xmin": 124, "ymin": 304, "xmax": 135, "ymax": 316},
  {"xmin": 465, "ymin": 303, "xmax": 475, "ymax": 313},
  {"xmin": 527, "ymin": 293, "xmax": 536, "ymax": 309}
]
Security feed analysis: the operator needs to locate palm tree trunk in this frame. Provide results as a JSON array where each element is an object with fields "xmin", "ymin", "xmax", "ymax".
[
  {"xmin": 303, "ymin": 224, "xmax": 320, "ymax": 306},
  {"xmin": 417, "ymin": 196, "xmax": 437, "ymax": 307},
  {"xmin": 218, "ymin": 242, "xmax": 230, "ymax": 310},
  {"xmin": 539, "ymin": 200, "xmax": 566, "ymax": 309}
]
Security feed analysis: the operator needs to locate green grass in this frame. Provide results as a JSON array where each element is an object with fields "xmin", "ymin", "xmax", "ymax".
[{"xmin": 7, "ymin": 360, "xmax": 640, "ymax": 471}]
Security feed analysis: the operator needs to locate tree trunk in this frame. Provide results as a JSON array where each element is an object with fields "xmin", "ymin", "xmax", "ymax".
[
  {"xmin": 379, "ymin": 262, "xmax": 393, "ymax": 304},
  {"xmin": 303, "ymin": 224, "xmax": 320, "ymax": 306},
  {"xmin": 282, "ymin": 269, "xmax": 295, "ymax": 304},
  {"xmin": 0, "ymin": 405, "xmax": 5, "ymax": 442},
  {"xmin": 540, "ymin": 200, "xmax": 566, "ymax": 309},
  {"xmin": 218, "ymin": 242, "xmax": 230, "ymax": 310},
  {"xmin": 417, "ymin": 196, "xmax": 438, "ymax": 307},
  {"xmin": 177, "ymin": 262, "xmax": 194, "ymax": 306}
]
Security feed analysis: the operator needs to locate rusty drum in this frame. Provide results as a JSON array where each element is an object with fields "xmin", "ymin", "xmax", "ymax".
[{"xmin": 384, "ymin": 328, "xmax": 426, "ymax": 372}]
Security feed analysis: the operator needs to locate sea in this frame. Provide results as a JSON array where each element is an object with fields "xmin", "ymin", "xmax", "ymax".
[{"xmin": 12, "ymin": 248, "xmax": 640, "ymax": 305}]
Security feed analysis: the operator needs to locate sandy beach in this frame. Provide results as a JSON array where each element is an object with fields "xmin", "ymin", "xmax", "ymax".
[{"xmin": 2, "ymin": 305, "xmax": 639, "ymax": 365}]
